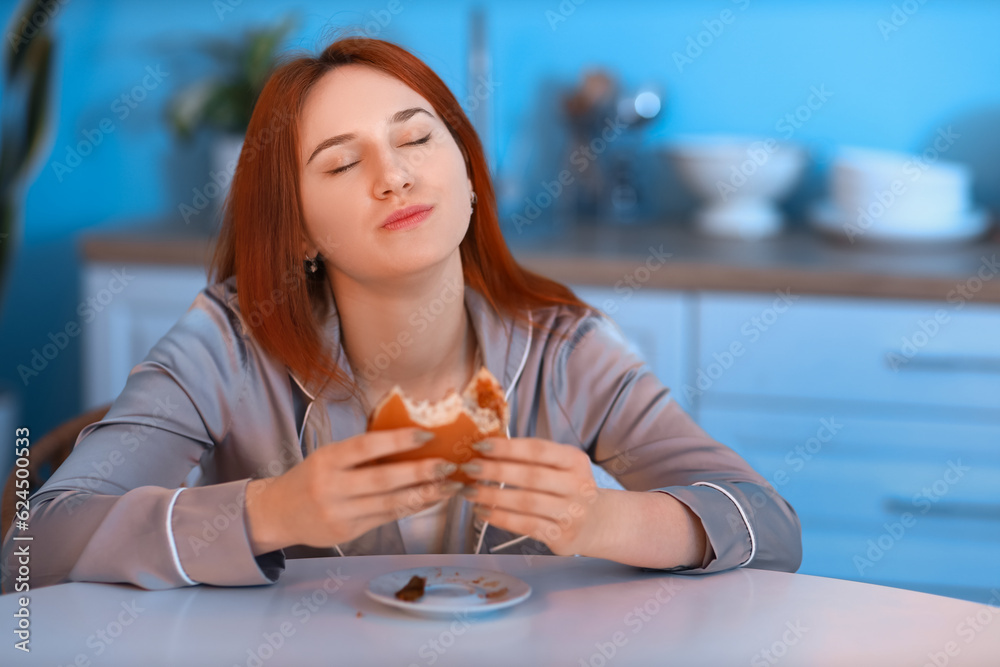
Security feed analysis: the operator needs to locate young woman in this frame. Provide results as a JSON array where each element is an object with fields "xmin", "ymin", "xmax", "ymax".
[{"xmin": 1, "ymin": 36, "xmax": 801, "ymax": 591}]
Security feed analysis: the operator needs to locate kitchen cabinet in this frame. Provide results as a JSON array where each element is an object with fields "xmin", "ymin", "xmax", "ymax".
[
  {"xmin": 699, "ymin": 406, "xmax": 1000, "ymax": 599},
  {"xmin": 564, "ymin": 287, "xmax": 999, "ymax": 603},
  {"xmin": 693, "ymin": 292, "xmax": 1000, "ymax": 604}
]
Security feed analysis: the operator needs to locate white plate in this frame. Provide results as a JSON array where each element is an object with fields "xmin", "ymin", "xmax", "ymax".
[
  {"xmin": 809, "ymin": 200, "xmax": 991, "ymax": 243},
  {"xmin": 366, "ymin": 566, "xmax": 531, "ymax": 616}
]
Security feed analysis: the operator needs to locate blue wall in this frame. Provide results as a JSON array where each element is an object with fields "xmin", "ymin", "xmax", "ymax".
[{"xmin": 1, "ymin": 0, "xmax": 999, "ymax": 467}]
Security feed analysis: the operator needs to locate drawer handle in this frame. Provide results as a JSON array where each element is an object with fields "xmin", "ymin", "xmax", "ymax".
[
  {"xmin": 882, "ymin": 497, "xmax": 1000, "ymax": 521},
  {"xmin": 883, "ymin": 353, "xmax": 1000, "ymax": 374}
]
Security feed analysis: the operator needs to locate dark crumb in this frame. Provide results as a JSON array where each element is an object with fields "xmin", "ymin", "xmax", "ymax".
[
  {"xmin": 356, "ymin": 611, "xmax": 363, "ymax": 618},
  {"xmin": 395, "ymin": 575, "xmax": 427, "ymax": 602},
  {"xmin": 484, "ymin": 587, "xmax": 508, "ymax": 599}
]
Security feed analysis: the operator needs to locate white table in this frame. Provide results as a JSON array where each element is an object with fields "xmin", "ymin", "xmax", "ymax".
[{"xmin": 2, "ymin": 554, "xmax": 998, "ymax": 666}]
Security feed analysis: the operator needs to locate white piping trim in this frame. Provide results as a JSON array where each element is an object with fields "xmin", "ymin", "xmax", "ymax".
[
  {"xmin": 504, "ymin": 310, "xmax": 532, "ymax": 405},
  {"xmin": 166, "ymin": 488, "xmax": 198, "ymax": 586},
  {"xmin": 290, "ymin": 370, "xmax": 317, "ymax": 402},
  {"xmin": 299, "ymin": 400, "xmax": 316, "ymax": 456},
  {"xmin": 291, "ymin": 366, "xmax": 319, "ymax": 457},
  {"xmin": 294, "ymin": 374, "xmax": 338, "ymax": 553},
  {"xmin": 490, "ymin": 534, "xmax": 530, "ymax": 553},
  {"xmin": 475, "ymin": 311, "xmax": 533, "ymax": 555},
  {"xmin": 692, "ymin": 481, "xmax": 755, "ymax": 567}
]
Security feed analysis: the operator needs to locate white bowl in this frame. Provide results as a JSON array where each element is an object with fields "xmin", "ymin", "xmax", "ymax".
[
  {"xmin": 666, "ymin": 135, "xmax": 807, "ymax": 238},
  {"xmin": 668, "ymin": 135, "xmax": 806, "ymax": 200}
]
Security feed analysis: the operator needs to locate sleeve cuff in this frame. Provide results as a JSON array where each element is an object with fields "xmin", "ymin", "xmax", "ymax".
[
  {"xmin": 652, "ymin": 482, "xmax": 755, "ymax": 574},
  {"xmin": 171, "ymin": 479, "xmax": 284, "ymax": 586},
  {"xmin": 166, "ymin": 489, "xmax": 198, "ymax": 585},
  {"xmin": 692, "ymin": 481, "xmax": 756, "ymax": 567}
]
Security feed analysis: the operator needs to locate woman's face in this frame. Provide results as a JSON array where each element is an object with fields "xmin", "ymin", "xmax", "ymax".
[{"xmin": 298, "ymin": 64, "xmax": 474, "ymax": 284}]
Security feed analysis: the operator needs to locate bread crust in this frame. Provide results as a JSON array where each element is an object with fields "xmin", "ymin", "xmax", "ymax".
[{"xmin": 364, "ymin": 366, "xmax": 508, "ymax": 485}]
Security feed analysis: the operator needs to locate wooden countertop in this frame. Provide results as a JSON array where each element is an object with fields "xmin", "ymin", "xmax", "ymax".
[{"xmin": 79, "ymin": 219, "xmax": 1000, "ymax": 303}]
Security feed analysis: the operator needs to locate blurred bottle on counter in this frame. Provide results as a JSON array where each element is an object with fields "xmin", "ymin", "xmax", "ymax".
[{"xmin": 561, "ymin": 69, "xmax": 664, "ymax": 225}]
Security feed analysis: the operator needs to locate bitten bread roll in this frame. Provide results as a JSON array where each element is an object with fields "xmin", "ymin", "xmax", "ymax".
[{"xmin": 363, "ymin": 366, "xmax": 509, "ymax": 485}]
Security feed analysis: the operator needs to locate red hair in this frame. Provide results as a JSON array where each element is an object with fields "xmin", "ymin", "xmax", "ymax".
[{"xmin": 210, "ymin": 34, "xmax": 595, "ymax": 402}]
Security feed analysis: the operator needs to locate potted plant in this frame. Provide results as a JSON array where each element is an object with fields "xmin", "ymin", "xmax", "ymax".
[
  {"xmin": 0, "ymin": 0, "xmax": 58, "ymax": 477},
  {"xmin": 166, "ymin": 16, "xmax": 296, "ymax": 225}
]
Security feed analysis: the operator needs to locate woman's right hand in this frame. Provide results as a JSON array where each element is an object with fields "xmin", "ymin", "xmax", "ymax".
[{"xmin": 244, "ymin": 427, "xmax": 463, "ymax": 555}]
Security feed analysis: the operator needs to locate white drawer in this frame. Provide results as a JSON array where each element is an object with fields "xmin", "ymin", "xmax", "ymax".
[
  {"xmin": 695, "ymin": 293, "xmax": 1000, "ymax": 410},
  {"xmin": 746, "ymin": 451, "xmax": 1000, "ymax": 530},
  {"xmin": 699, "ymin": 406, "xmax": 1000, "ymax": 601},
  {"xmin": 698, "ymin": 407, "xmax": 1000, "ymax": 526}
]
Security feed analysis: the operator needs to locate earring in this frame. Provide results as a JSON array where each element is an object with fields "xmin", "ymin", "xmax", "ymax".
[
  {"xmin": 303, "ymin": 253, "xmax": 321, "ymax": 275},
  {"xmin": 470, "ymin": 191, "xmax": 477, "ymax": 206}
]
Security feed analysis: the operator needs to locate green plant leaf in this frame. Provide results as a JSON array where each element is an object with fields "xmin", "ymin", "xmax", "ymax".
[
  {"xmin": 245, "ymin": 18, "xmax": 295, "ymax": 92},
  {"xmin": 202, "ymin": 82, "xmax": 255, "ymax": 135},
  {"xmin": 5, "ymin": 0, "xmax": 46, "ymax": 80},
  {"xmin": 0, "ymin": 0, "xmax": 56, "ymax": 304},
  {"xmin": 22, "ymin": 34, "xmax": 52, "ymax": 181},
  {"xmin": 166, "ymin": 14, "xmax": 297, "ymax": 136},
  {"xmin": 166, "ymin": 79, "xmax": 219, "ymax": 140}
]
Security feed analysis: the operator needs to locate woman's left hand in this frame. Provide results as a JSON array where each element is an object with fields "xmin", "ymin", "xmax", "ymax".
[{"xmin": 458, "ymin": 437, "xmax": 615, "ymax": 557}]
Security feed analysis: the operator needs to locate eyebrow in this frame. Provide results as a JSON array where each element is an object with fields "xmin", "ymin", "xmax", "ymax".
[{"xmin": 306, "ymin": 106, "xmax": 434, "ymax": 165}]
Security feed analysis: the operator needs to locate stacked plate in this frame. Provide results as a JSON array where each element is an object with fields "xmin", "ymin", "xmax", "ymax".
[{"xmin": 810, "ymin": 147, "xmax": 989, "ymax": 243}]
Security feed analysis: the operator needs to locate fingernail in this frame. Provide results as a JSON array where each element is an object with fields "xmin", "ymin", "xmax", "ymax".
[
  {"xmin": 413, "ymin": 430, "xmax": 435, "ymax": 444},
  {"xmin": 460, "ymin": 485, "xmax": 478, "ymax": 497},
  {"xmin": 435, "ymin": 462, "xmax": 458, "ymax": 477},
  {"xmin": 441, "ymin": 481, "xmax": 464, "ymax": 494},
  {"xmin": 459, "ymin": 462, "xmax": 482, "ymax": 475},
  {"xmin": 473, "ymin": 506, "xmax": 491, "ymax": 517},
  {"xmin": 471, "ymin": 440, "xmax": 492, "ymax": 453}
]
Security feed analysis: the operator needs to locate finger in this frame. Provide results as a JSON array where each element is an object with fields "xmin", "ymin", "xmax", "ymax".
[
  {"xmin": 346, "ymin": 456, "xmax": 458, "ymax": 498},
  {"xmin": 472, "ymin": 437, "xmax": 579, "ymax": 470},
  {"xmin": 336, "ymin": 427, "xmax": 435, "ymax": 469},
  {"xmin": 351, "ymin": 479, "xmax": 464, "ymax": 521},
  {"xmin": 461, "ymin": 459, "xmax": 579, "ymax": 495},
  {"xmin": 471, "ymin": 504, "xmax": 563, "ymax": 547},
  {"xmin": 395, "ymin": 480, "xmax": 466, "ymax": 518},
  {"xmin": 462, "ymin": 484, "xmax": 573, "ymax": 519}
]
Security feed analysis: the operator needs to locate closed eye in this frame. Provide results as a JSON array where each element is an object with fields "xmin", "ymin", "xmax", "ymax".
[{"xmin": 326, "ymin": 133, "xmax": 432, "ymax": 175}]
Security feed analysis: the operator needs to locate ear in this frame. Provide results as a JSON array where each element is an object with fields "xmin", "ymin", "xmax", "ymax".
[{"xmin": 300, "ymin": 234, "xmax": 317, "ymax": 257}]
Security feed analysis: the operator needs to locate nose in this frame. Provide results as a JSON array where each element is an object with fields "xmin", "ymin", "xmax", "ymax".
[{"xmin": 372, "ymin": 145, "xmax": 414, "ymax": 199}]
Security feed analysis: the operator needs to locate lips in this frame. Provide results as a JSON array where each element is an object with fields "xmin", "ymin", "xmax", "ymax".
[{"xmin": 382, "ymin": 204, "xmax": 434, "ymax": 228}]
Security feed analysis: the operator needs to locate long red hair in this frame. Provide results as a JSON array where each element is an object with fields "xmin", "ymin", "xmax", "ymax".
[{"xmin": 210, "ymin": 34, "xmax": 595, "ymax": 402}]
